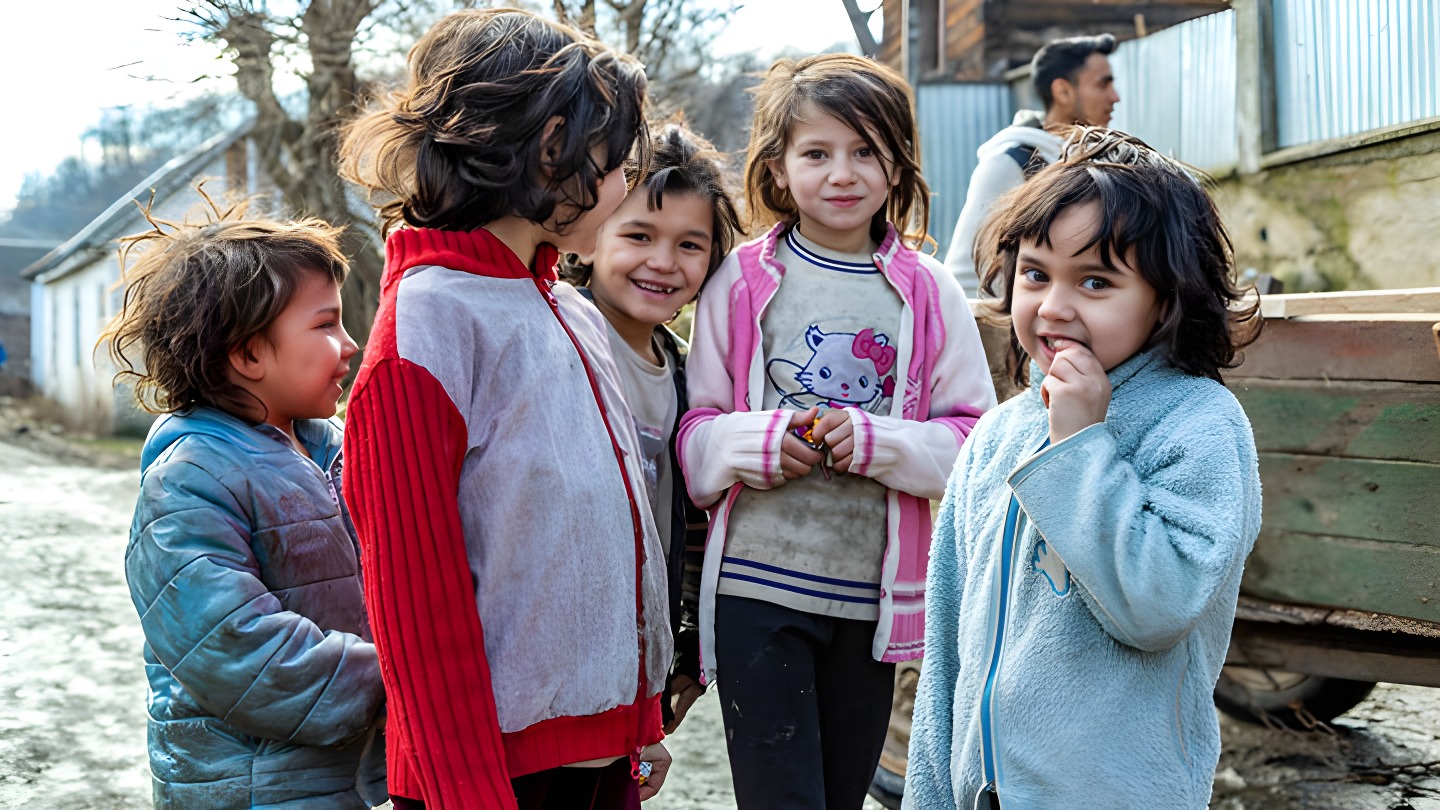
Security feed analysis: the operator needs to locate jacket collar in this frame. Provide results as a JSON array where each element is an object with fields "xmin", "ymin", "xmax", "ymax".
[
  {"xmin": 382, "ymin": 227, "xmax": 560, "ymax": 293},
  {"xmin": 142, "ymin": 406, "xmax": 342, "ymax": 472}
]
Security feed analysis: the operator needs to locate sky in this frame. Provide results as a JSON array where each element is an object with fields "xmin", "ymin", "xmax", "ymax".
[{"xmin": 0, "ymin": 0, "xmax": 872, "ymax": 216}]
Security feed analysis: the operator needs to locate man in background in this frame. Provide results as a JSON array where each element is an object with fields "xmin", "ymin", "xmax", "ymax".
[{"xmin": 945, "ymin": 33, "xmax": 1120, "ymax": 293}]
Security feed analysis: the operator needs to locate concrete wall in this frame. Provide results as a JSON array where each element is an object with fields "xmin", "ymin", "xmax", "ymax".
[{"xmin": 1213, "ymin": 124, "xmax": 1440, "ymax": 292}]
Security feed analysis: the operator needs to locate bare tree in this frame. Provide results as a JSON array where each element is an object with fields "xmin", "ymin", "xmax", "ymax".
[{"xmin": 180, "ymin": 0, "xmax": 466, "ymax": 351}]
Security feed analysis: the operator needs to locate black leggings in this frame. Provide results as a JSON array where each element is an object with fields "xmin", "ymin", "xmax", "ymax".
[
  {"xmin": 390, "ymin": 756, "xmax": 640, "ymax": 810},
  {"xmin": 715, "ymin": 594, "xmax": 897, "ymax": 810}
]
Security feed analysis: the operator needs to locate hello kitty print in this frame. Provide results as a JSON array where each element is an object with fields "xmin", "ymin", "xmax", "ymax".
[{"xmin": 766, "ymin": 324, "xmax": 897, "ymax": 413}]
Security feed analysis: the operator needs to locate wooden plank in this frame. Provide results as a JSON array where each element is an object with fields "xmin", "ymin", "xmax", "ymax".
[
  {"xmin": 1256, "ymin": 454, "xmax": 1440, "ymax": 547},
  {"xmin": 1259, "ymin": 287, "xmax": 1440, "ymax": 319},
  {"xmin": 1241, "ymin": 531, "xmax": 1440, "ymax": 624},
  {"xmin": 1227, "ymin": 315, "xmax": 1440, "ymax": 382},
  {"xmin": 1227, "ymin": 621, "xmax": 1440, "ymax": 687},
  {"xmin": 1228, "ymin": 379, "xmax": 1440, "ymax": 463}
]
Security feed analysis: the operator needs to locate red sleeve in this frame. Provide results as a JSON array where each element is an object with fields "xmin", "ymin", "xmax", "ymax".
[{"xmin": 344, "ymin": 357, "xmax": 517, "ymax": 809}]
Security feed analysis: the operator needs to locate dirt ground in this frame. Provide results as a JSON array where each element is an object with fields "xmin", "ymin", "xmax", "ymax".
[{"xmin": 0, "ymin": 435, "xmax": 1436, "ymax": 809}]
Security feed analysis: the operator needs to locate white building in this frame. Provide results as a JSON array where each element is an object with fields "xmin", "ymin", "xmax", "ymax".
[{"xmin": 23, "ymin": 124, "xmax": 271, "ymax": 433}]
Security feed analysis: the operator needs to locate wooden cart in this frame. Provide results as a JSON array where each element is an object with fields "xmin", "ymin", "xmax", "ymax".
[{"xmin": 869, "ymin": 289, "xmax": 1440, "ymax": 808}]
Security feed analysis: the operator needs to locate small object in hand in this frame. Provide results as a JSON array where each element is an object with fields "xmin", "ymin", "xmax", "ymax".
[
  {"xmin": 637, "ymin": 760, "xmax": 652, "ymax": 786},
  {"xmin": 793, "ymin": 416, "xmax": 825, "ymax": 451}
]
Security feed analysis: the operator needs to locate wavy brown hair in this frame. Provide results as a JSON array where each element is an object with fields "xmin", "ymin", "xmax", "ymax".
[
  {"xmin": 340, "ymin": 8, "xmax": 649, "ymax": 235},
  {"xmin": 98, "ymin": 198, "xmax": 348, "ymax": 416},
  {"xmin": 979, "ymin": 127, "xmax": 1262, "ymax": 386},
  {"xmin": 561, "ymin": 119, "xmax": 741, "ymax": 286},
  {"xmin": 743, "ymin": 53, "xmax": 930, "ymax": 248}
]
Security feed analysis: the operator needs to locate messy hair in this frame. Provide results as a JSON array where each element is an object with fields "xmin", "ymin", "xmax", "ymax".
[
  {"xmin": 98, "ymin": 197, "xmax": 348, "ymax": 416},
  {"xmin": 339, "ymin": 8, "xmax": 649, "ymax": 234},
  {"xmin": 979, "ymin": 127, "xmax": 1261, "ymax": 385},
  {"xmin": 743, "ymin": 54, "xmax": 930, "ymax": 248},
  {"xmin": 561, "ymin": 119, "xmax": 741, "ymax": 286}
]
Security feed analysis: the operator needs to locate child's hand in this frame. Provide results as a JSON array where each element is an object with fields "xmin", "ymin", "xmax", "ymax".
[
  {"xmin": 811, "ymin": 408, "xmax": 856, "ymax": 473},
  {"xmin": 664, "ymin": 675, "xmax": 704, "ymax": 734},
  {"xmin": 1040, "ymin": 345, "xmax": 1111, "ymax": 442},
  {"xmin": 780, "ymin": 407, "xmax": 824, "ymax": 480},
  {"xmin": 638, "ymin": 742, "xmax": 671, "ymax": 800}
]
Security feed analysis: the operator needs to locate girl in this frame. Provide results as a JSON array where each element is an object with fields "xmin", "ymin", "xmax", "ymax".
[
  {"xmin": 561, "ymin": 121, "xmax": 742, "ymax": 735},
  {"xmin": 101, "ymin": 209, "xmax": 386, "ymax": 808},
  {"xmin": 338, "ymin": 9, "xmax": 670, "ymax": 810},
  {"xmin": 678, "ymin": 54, "xmax": 997, "ymax": 809},
  {"xmin": 904, "ymin": 129, "xmax": 1264, "ymax": 809}
]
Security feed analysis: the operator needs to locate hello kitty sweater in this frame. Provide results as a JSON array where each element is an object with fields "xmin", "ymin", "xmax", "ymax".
[
  {"xmin": 343, "ymin": 227, "xmax": 670, "ymax": 808},
  {"xmin": 679, "ymin": 222, "xmax": 997, "ymax": 679}
]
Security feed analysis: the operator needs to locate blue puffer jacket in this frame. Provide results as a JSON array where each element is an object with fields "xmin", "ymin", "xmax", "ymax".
[
  {"xmin": 127, "ymin": 407, "xmax": 387, "ymax": 808},
  {"xmin": 905, "ymin": 349, "xmax": 1262, "ymax": 809}
]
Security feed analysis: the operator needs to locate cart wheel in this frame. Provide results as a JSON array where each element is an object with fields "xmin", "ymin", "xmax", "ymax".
[
  {"xmin": 868, "ymin": 661, "xmax": 920, "ymax": 809},
  {"xmin": 1214, "ymin": 666, "xmax": 1377, "ymax": 729}
]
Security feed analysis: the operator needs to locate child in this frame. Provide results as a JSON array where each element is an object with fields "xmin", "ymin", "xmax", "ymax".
[
  {"xmin": 679, "ymin": 54, "xmax": 997, "ymax": 808},
  {"xmin": 903, "ymin": 129, "xmax": 1264, "ymax": 809},
  {"xmin": 101, "ymin": 209, "xmax": 387, "ymax": 808},
  {"xmin": 560, "ymin": 121, "xmax": 741, "ymax": 734},
  {"xmin": 337, "ymin": 9, "xmax": 671, "ymax": 809}
]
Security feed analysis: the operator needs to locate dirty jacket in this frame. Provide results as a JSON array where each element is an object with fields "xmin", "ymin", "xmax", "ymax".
[
  {"xmin": 679, "ymin": 222, "xmax": 996, "ymax": 682},
  {"xmin": 343, "ymin": 228, "xmax": 670, "ymax": 808},
  {"xmin": 127, "ymin": 407, "xmax": 386, "ymax": 809},
  {"xmin": 904, "ymin": 349, "xmax": 1262, "ymax": 810}
]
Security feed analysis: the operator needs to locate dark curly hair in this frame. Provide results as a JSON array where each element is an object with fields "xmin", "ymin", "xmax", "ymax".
[
  {"xmin": 743, "ymin": 53, "xmax": 930, "ymax": 248},
  {"xmin": 339, "ymin": 8, "xmax": 649, "ymax": 234},
  {"xmin": 561, "ymin": 119, "xmax": 740, "ymax": 286},
  {"xmin": 978, "ymin": 127, "xmax": 1262, "ymax": 386},
  {"xmin": 98, "ymin": 199, "xmax": 349, "ymax": 416}
]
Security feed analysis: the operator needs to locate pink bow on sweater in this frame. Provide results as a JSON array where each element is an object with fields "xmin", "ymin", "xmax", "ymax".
[{"xmin": 852, "ymin": 328, "xmax": 897, "ymax": 375}]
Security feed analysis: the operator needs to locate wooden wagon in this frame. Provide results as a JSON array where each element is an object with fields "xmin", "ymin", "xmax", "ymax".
[{"xmin": 869, "ymin": 289, "xmax": 1440, "ymax": 807}]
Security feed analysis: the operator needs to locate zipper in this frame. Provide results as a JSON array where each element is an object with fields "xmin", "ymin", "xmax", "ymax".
[
  {"xmin": 534, "ymin": 277, "xmax": 651, "ymax": 763},
  {"xmin": 978, "ymin": 438, "xmax": 1048, "ymax": 793}
]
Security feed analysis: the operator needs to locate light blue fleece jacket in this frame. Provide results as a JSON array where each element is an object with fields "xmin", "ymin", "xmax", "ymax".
[{"xmin": 904, "ymin": 348, "xmax": 1262, "ymax": 809}]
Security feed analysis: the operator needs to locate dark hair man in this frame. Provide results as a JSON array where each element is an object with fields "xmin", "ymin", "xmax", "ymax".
[{"xmin": 944, "ymin": 33, "xmax": 1120, "ymax": 292}]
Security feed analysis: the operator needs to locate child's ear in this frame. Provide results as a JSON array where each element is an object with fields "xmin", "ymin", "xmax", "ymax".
[
  {"xmin": 538, "ymin": 116, "xmax": 567, "ymax": 180},
  {"xmin": 768, "ymin": 158, "xmax": 789, "ymax": 190},
  {"xmin": 228, "ymin": 338, "xmax": 267, "ymax": 383}
]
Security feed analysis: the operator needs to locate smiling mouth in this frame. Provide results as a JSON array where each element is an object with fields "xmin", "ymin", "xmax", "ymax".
[{"xmin": 632, "ymin": 280, "xmax": 678, "ymax": 295}]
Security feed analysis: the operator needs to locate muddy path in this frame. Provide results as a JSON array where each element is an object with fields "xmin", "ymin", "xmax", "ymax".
[{"xmin": 0, "ymin": 437, "xmax": 1436, "ymax": 809}]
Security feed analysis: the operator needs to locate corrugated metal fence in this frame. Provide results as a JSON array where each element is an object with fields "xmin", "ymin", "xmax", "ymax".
[
  {"xmin": 1273, "ymin": 0, "xmax": 1440, "ymax": 148},
  {"xmin": 915, "ymin": 82, "xmax": 1013, "ymax": 259},
  {"xmin": 1108, "ymin": 10, "xmax": 1239, "ymax": 169}
]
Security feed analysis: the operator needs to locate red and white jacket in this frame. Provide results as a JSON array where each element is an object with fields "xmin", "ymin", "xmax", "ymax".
[
  {"xmin": 678, "ymin": 222, "xmax": 996, "ymax": 679},
  {"xmin": 344, "ymin": 227, "xmax": 671, "ymax": 808}
]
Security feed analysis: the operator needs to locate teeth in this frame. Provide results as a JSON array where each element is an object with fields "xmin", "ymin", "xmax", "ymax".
[{"xmin": 634, "ymin": 281, "xmax": 676, "ymax": 294}]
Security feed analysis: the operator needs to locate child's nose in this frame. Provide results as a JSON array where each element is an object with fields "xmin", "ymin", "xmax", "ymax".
[
  {"xmin": 829, "ymin": 157, "xmax": 857, "ymax": 183},
  {"xmin": 1037, "ymin": 289, "xmax": 1074, "ymax": 320}
]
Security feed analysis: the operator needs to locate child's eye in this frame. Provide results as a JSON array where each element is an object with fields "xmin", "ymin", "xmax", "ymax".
[
  {"xmin": 1081, "ymin": 277, "xmax": 1110, "ymax": 291},
  {"xmin": 680, "ymin": 240, "xmax": 704, "ymax": 252},
  {"xmin": 856, "ymin": 147, "xmax": 874, "ymax": 159},
  {"xmin": 1021, "ymin": 268, "xmax": 1048, "ymax": 283},
  {"xmin": 806, "ymin": 150, "xmax": 827, "ymax": 160},
  {"xmin": 624, "ymin": 232, "xmax": 651, "ymax": 243}
]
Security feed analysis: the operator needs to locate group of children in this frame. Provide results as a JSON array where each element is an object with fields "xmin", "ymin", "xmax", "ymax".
[{"xmin": 100, "ymin": 8, "xmax": 1263, "ymax": 810}]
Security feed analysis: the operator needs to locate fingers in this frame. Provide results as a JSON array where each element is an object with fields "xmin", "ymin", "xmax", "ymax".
[
  {"xmin": 829, "ymin": 435, "xmax": 855, "ymax": 473},
  {"xmin": 664, "ymin": 684, "xmax": 703, "ymax": 734},
  {"xmin": 638, "ymin": 743, "xmax": 671, "ymax": 800},
  {"xmin": 786, "ymin": 406, "xmax": 820, "ymax": 429},
  {"xmin": 779, "ymin": 435, "xmax": 821, "ymax": 479},
  {"xmin": 810, "ymin": 408, "xmax": 852, "ymax": 446}
]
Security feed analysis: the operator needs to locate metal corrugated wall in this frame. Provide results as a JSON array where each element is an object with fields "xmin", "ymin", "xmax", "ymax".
[
  {"xmin": 915, "ymin": 82, "xmax": 1014, "ymax": 259},
  {"xmin": 1109, "ymin": 10, "xmax": 1239, "ymax": 169},
  {"xmin": 1273, "ymin": 0, "xmax": 1440, "ymax": 148}
]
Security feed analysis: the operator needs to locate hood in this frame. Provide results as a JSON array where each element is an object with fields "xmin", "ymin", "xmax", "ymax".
[
  {"xmin": 141, "ymin": 407, "xmax": 341, "ymax": 472},
  {"xmin": 976, "ymin": 119, "xmax": 1066, "ymax": 164}
]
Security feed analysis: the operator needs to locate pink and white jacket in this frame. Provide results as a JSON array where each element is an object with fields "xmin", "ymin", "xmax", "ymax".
[{"xmin": 678, "ymin": 222, "xmax": 997, "ymax": 679}]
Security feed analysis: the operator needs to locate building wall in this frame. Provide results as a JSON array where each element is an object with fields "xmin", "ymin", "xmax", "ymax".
[
  {"xmin": 35, "ymin": 149, "xmax": 256, "ymax": 432},
  {"xmin": 1213, "ymin": 126, "xmax": 1440, "ymax": 292}
]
